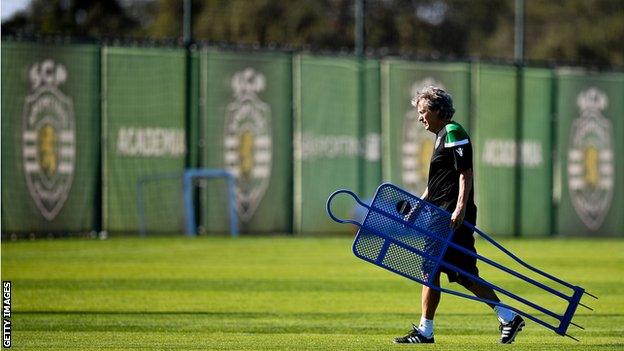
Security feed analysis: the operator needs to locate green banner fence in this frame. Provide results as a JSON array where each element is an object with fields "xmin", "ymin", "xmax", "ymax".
[
  {"xmin": 102, "ymin": 46, "xmax": 187, "ymax": 233},
  {"xmin": 555, "ymin": 69, "xmax": 624, "ymax": 236},
  {"xmin": 293, "ymin": 55, "xmax": 381, "ymax": 234},
  {"xmin": 361, "ymin": 59, "xmax": 383, "ymax": 200},
  {"xmin": 200, "ymin": 50, "xmax": 293, "ymax": 234},
  {"xmin": 1, "ymin": 42, "xmax": 100, "ymax": 233},
  {"xmin": 2, "ymin": 40, "xmax": 623, "ymax": 237},
  {"xmin": 472, "ymin": 64, "xmax": 518, "ymax": 236},
  {"xmin": 519, "ymin": 68, "xmax": 555, "ymax": 236}
]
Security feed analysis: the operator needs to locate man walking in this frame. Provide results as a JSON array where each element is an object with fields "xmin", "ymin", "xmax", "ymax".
[{"xmin": 393, "ymin": 86, "xmax": 525, "ymax": 344}]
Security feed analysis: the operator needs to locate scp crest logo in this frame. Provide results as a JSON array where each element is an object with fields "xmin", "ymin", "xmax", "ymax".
[
  {"xmin": 567, "ymin": 88, "xmax": 614, "ymax": 231},
  {"xmin": 224, "ymin": 68, "xmax": 272, "ymax": 222},
  {"xmin": 22, "ymin": 60, "xmax": 75, "ymax": 221}
]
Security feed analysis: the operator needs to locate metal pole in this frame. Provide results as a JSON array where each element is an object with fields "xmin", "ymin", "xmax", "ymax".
[
  {"xmin": 183, "ymin": 0, "xmax": 192, "ymax": 46},
  {"xmin": 183, "ymin": 171, "xmax": 196, "ymax": 236},
  {"xmin": 227, "ymin": 174, "xmax": 240, "ymax": 237},
  {"xmin": 513, "ymin": 0, "xmax": 525, "ymax": 237},
  {"xmin": 514, "ymin": 0, "xmax": 525, "ymax": 64},
  {"xmin": 355, "ymin": 0, "xmax": 366, "ymax": 197},
  {"xmin": 355, "ymin": 0, "xmax": 364, "ymax": 57},
  {"xmin": 183, "ymin": 0, "xmax": 193, "ymax": 166},
  {"xmin": 549, "ymin": 72, "xmax": 558, "ymax": 236},
  {"xmin": 183, "ymin": 0, "xmax": 199, "ymax": 235}
]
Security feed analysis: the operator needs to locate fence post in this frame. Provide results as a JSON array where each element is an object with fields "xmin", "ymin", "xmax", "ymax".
[{"xmin": 513, "ymin": 0, "xmax": 525, "ymax": 237}]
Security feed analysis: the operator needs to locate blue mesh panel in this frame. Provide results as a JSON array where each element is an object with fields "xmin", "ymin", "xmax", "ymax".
[
  {"xmin": 382, "ymin": 243, "xmax": 428, "ymax": 281},
  {"xmin": 353, "ymin": 231, "xmax": 385, "ymax": 261},
  {"xmin": 353, "ymin": 183, "xmax": 453, "ymax": 282}
]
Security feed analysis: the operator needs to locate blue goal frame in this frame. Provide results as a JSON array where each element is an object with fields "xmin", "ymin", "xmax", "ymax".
[
  {"xmin": 136, "ymin": 168, "xmax": 239, "ymax": 237},
  {"xmin": 183, "ymin": 168, "xmax": 239, "ymax": 237}
]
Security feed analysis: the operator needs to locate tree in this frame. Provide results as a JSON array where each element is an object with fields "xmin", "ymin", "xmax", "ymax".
[
  {"xmin": 2, "ymin": 0, "xmax": 623, "ymax": 66},
  {"xmin": 523, "ymin": 0, "xmax": 624, "ymax": 65},
  {"xmin": 2, "ymin": 0, "xmax": 139, "ymax": 38}
]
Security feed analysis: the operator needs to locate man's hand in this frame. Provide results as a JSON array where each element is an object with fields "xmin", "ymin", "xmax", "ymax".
[{"xmin": 450, "ymin": 207, "xmax": 465, "ymax": 230}]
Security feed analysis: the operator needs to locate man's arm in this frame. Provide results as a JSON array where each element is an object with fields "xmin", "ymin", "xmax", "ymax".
[{"xmin": 450, "ymin": 169, "xmax": 472, "ymax": 230}]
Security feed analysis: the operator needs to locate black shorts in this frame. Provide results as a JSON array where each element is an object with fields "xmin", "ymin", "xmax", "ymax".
[{"xmin": 439, "ymin": 206, "xmax": 478, "ymax": 285}]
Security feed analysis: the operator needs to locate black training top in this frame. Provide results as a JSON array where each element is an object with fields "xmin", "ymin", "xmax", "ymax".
[{"xmin": 425, "ymin": 121, "xmax": 476, "ymax": 212}]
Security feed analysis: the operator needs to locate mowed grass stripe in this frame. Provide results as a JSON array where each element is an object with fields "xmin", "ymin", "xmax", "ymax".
[{"xmin": 2, "ymin": 236, "xmax": 623, "ymax": 350}]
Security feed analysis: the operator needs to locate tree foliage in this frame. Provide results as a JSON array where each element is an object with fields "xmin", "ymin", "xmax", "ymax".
[
  {"xmin": 2, "ymin": 0, "xmax": 139, "ymax": 38},
  {"xmin": 2, "ymin": 0, "xmax": 623, "ymax": 66}
]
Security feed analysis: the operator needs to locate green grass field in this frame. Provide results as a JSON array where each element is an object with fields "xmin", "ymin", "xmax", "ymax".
[{"xmin": 2, "ymin": 236, "xmax": 623, "ymax": 350}]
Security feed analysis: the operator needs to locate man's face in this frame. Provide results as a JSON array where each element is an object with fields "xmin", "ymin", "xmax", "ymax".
[{"xmin": 417, "ymin": 99, "xmax": 442, "ymax": 133}]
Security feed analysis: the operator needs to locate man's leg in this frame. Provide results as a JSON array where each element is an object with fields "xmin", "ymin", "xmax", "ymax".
[
  {"xmin": 393, "ymin": 273, "xmax": 440, "ymax": 343},
  {"xmin": 422, "ymin": 272, "xmax": 441, "ymax": 319},
  {"xmin": 419, "ymin": 272, "xmax": 441, "ymax": 337},
  {"xmin": 465, "ymin": 281, "xmax": 525, "ymax": 344},
  {"xmin": 466, "ymin": 281, "xmax": 516, "ymax": 321},
  {"xmin": 466, "ymin": 281, "xmax": 499, "ymax": 308}
]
